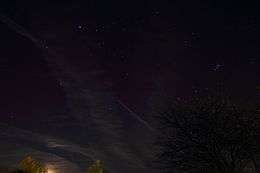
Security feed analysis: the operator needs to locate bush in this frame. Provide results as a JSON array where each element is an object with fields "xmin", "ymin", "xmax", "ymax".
[
  {"xmin": 18, "ymin": 156, "xmax": 47, "ymax": 173},
  {"xmin": 87, "ymin": 160, "xmax": 104, "ymax": 173}
]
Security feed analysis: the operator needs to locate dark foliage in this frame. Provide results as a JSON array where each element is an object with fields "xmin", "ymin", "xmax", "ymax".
[
  {"xmin": 0, "ymin": 167, "xmax": 9, "ymax": 173},
  {"xmin": 156, "ymin": 96, "xmax": 260, "ymax": 173}
]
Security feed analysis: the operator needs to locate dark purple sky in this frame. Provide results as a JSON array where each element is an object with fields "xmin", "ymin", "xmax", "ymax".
[
  {"xmin": 1, "ymin": 0, "xmax": 260, "ymax": 123},
  {"xmin": 0, "ymin": 2, "xmax": 260, "ymax": 173}
]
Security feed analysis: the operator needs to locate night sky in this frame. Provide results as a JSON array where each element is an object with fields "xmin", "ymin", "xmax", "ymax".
[{"xmin": 0, "ymin": 1, "xmax": 260, "ymax": 173}]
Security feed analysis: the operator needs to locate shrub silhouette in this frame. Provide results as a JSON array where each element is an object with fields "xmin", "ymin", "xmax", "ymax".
[
  {"xmin": 18, "ymin": 156, "xmax": 47, "ymax": 173},
  {"xmin": 87, "ymin": 160, "xmax": 104, "ymax": 173}
]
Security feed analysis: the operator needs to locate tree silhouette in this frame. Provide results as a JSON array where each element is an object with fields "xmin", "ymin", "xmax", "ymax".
[{"xmin": 156, "ymin": 96, "xmax": 260, "ymax": 173}]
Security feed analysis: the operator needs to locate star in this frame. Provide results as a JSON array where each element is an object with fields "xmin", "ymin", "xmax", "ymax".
[
  {"xmin": 213, "ymin": 64, "xmax": 223, "ymax": 71},
  {"xmin": 122, "ymin": 72, "xmax": 129, "ymax": 80}
]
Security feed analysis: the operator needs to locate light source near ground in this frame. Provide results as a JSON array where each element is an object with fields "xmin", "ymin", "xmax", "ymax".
[{"xmin": 45, "ymin": 164, "xmax": 58, "ymax": 173}]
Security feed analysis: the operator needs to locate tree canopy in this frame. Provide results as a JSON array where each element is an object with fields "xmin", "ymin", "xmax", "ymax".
[{"xmin": 156, "ymin": 96, "xmax": 260, "ymax": 173}]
